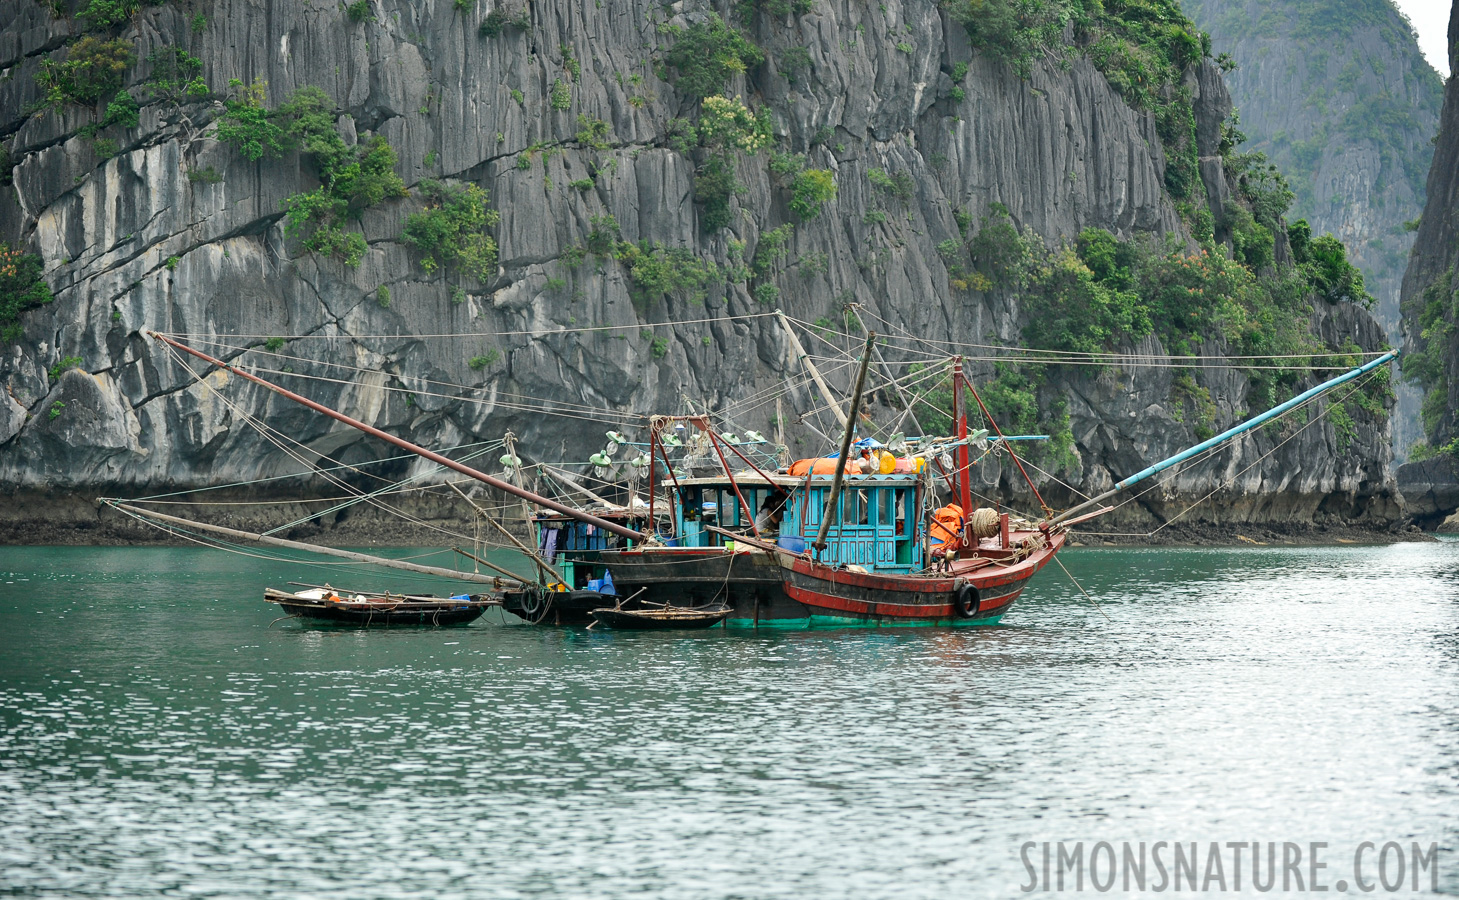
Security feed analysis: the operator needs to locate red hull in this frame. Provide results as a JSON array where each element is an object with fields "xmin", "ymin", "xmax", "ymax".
[{"xmin": 780, "ymin": 531, "xmax": 1064, "ymax": 625}]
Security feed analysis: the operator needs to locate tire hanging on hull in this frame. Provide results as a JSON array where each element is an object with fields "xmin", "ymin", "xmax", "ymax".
[{"xmin": 953, "ymin": 582, "xmax": 981, "ymax": 619}]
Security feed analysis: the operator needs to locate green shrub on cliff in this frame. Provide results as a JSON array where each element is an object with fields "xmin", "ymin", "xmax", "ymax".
[
  {"xmin": 662, "ymin": 14, "xmax": 764, "ymax": 100},
  {"xmin": 1287, "ymin": 220, "xmax": 1373, "ymax": 308},
  {"xmin": 218, "ymin": 84, "xmax": 406, "ymax": 266},
  {"xmin": 79, "ymin": 0, "xmax": 162, "ymax": 30},
  {"xmin": 402, "ymin": 181, "xmax": 501, "ymax": 280},
  {"xmin": 100, "ymin": 89, "xmax": 139, "ymax": 129},
  {"xmin": 789, "ymin": 168, "xmax": 836, "ymax": 220},
  {"xmin": 216, "ymin": 78, "xmax": 285, "ymax": 160},
  {"xmin": 946, "ymin": 0, "xmax": 1073, "ymax": 79},
  {"xmin": 1401, "ymin": 267, "xmax": 1455, "ymax": 441},
  {"xmin": 35, "ymin": 37, "xmax": 135, "ymax": 111},
  {"xmin": 1, "ymin": 243, "xmax": 54, "ymax": 344},
  {"xmin": 694, "ymin": 155, "xmax": 741, "ymax": 232},
  {"xmin": 612, "ymin": 241, "xmax": 720, "ymax": 307},
  {"xmin": 670, "ymin": 96, "xmax": 773, "ymax": 234},
  {"xmin": 479, "ymin": 5, "xmax": 530, "ymax": 37},
  {"xmin": 142, "ymin": 47, "xmax": 206, "ymax": 103}
]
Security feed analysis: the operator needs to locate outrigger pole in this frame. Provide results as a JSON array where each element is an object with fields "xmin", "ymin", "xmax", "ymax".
[
  {"xmin": 1048, "ymin": 350, "xmax": 1399, "ymax": 527},
  {"xmin": 106, "ymin": 502, "xmax": 514, "ymax": 584},
  {"xmin": 146, "ymin": 332, "xmax": 651, "ymax": 543},
  {"xmin": 813, "ymin": 332, "xmax": 876, "ymax": 553}
]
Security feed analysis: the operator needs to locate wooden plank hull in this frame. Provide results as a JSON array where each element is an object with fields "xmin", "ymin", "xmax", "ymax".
[
  {"xmin": 271, "ymin": 600, "xmax": 486, "ymax": 627},
  {"xmin": 780, "ymin": 532, "xmax": 1064, "ymax": 627},
  {"xmin": 499, "ymin": 589, "xmax": 615, "ymax": 626},
  {"xmin": 597, "ymin": 548, "xmax": 810, "ymax": 626},
  {"xmin": 588, "ymin": 607, "xmax": 732, "ymax": 629}
]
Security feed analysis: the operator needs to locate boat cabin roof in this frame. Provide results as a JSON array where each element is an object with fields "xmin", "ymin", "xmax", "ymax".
[{"xmin": 675, "ymin": 471, "xmax": 922, "ymax": 489}]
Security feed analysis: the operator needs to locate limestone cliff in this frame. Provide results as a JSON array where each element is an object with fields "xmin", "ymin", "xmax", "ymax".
[
  {"xmin": 1397, "ymin": 0, "xmax": 1459, "ymax": 525},
  {"xmin": 1186, "ymin": 0, "xmax": 1445, "ymax": 461},
  {"xmin": 0, "ymin": 0, "xmax": 1401, "ymax": 538}
]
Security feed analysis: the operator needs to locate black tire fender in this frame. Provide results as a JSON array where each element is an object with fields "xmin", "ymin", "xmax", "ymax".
[{"xmin": 953, "ymin": 582, "xmax": 980, "ymax": 619}]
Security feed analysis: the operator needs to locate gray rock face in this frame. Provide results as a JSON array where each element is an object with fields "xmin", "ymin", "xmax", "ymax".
[
  {"xmin": 0, "ymin": 0, "xmax": 1399, "ymax": 535},
  {"xmin": 1396, "ymin": 455, "xmax": 1459, "ymax": 522},
  {"xmin": 1401, "ymin": 0, "xmax": 1459, "ymax": 450},
  {"xmin": 1187, "ymin": 0, "xmax": 1446, "ymax": 461}
]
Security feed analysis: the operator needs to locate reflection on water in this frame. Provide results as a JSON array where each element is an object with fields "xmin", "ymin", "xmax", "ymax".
[{"xmin": 1, "ymin": 544, "xmax": 1457, "ymax": 897}]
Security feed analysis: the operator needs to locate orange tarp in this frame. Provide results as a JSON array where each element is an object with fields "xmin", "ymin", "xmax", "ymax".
[{"xmin": 789, "ymin": 457, "xmax": 860, "ymax": 476}]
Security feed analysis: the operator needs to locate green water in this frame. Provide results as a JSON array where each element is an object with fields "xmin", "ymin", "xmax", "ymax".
[{"xmin": 1, "ymin": 543, "xmax": 1457, "ymax": 897}]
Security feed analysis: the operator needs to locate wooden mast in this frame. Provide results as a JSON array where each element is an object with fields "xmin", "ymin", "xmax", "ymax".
[
  {"xmin": 813, "ymin": 333, "xmax": 876, "ymax": 554},
  {"xmin": 776, "ymin": 310, "xmax": 849, "ymax": 429}
]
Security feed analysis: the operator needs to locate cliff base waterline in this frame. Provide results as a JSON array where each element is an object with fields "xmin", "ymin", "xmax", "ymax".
[{"xmin": 0, "ymin": 489, "xmax": 1433, "ymax": 548}]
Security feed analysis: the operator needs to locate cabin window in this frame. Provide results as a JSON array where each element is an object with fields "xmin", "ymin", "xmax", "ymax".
[
  {"xmin": 893, "ymin": 489, "xmax": 907, "ymax": 535},
  {"xmin": 814, "ymin": 489, "xmax": 841, "ymax": 525},
  {"xmin": 878, "ymin": 489, "xmax": 893, "ymax": 529},
  {"xmin": 849, "ymin": 488, "xmax": 870, "ymax": 526}
]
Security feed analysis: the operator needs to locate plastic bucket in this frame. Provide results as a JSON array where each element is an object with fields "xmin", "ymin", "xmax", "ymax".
[{"xmin": 777, "ymin": 535, "xmax": 807, "ymax": 553}]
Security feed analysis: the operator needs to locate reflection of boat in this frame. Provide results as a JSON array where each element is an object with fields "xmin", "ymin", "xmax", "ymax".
[{"xmin": 264, "ymin": 587, "xmax": 492, "ymax": 626}]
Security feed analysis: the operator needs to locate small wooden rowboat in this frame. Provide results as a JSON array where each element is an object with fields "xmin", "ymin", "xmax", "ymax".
[
  {"xmin": 588, "ymin": 605, "xmax": 732, "ymax": 629},
  {"xmin": 264, "ymin": 587, "xmax": 493, "ymax": 627}
]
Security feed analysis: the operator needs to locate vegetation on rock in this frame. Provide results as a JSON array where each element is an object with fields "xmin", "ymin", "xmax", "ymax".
[
  {"xmin": 789, "ymin": 168, "xmax": 836, "ymax": 220},
  {"xmin": 945, "ymin": 0, "xmax": 1209, "ymax": 202},
  {"xmin": 1, "ymin": 244, "xmax": 54, "ymax": 344},
  {"xmin": 218, "ymin": 83, "xmax": 406, "ymax": 266},
  {"xmin": 142, "ymin": 47, "xmax": 207, "ymax": 102},
  {"xmin": 1402, "ymin": 268, "xmax": 1456, "ymax": 443},
  {"xmin": 662, "ymin": 14, "xmax": 764, "ymax": 100},
  {"xmin": 35, "ymin": 37, "xmax": 135, "ymax": 111},
  {"xmin": 79, "ymin": 0, "xmax": 162, "ymax": 30},
  {"xmin": 402, "ymin": 181, "xmax": 501, "ymax": 280},
  {"xmin": 479, "ymin": 5, "xmax": 531, "ymax": 37}
]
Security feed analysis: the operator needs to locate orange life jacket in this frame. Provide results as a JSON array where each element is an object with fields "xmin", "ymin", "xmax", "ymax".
[{"xmin": 930, "ymin": 504, "xmax": 964, "ymax": 548}]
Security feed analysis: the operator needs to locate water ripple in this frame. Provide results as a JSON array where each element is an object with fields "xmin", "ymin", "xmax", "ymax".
[{"xmin": 0, "ymin": 544, "xmax": 1456, "ymax": 897}]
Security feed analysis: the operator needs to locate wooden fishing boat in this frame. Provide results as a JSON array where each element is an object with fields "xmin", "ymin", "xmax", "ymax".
[
  {"xmin": 264, "ymin": 587, "xmax": 492, "ymax": 626},
  {"xmin": 139, "ymin": 331, "xmax": 1398, "ymax": 633},
  {"xmin": 588, "ymin": 605, "xmax": 732, "ymax": 629},
  {"xmin": 779, "ymin": 530, "xmax": 1064, "ymax": 627},
  {"xmin": 498, "ymin": 587, "xmax": 618, "ymax": 625}
]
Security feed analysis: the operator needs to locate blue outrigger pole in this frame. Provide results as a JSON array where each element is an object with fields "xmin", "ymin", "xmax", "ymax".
[{"xmin": 1047, "ymin": 350, "xmax": 1398, "ymax": 527}]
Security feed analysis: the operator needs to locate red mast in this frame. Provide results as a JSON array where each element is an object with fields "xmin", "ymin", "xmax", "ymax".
[
  {"xmin": 148, "ymin": 331, "xmax": 650, "ymax": 542},
  {"xmin": 952, "ymin": 357, "xmax": 972, "ymax": 515}
]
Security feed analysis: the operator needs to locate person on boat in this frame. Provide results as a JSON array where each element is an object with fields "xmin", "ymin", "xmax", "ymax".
[
  {"xmin": 929, "ymin": 493, "xmax": 964, "ymax": 569},
  {"xmin": 755, "ymin": 488, "xmax": 791, "ymax": 535}
]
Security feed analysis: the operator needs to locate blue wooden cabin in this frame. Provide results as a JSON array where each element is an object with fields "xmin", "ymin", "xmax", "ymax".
[{"xmin": 670, "ymin": 473, "xmax": 927, "ymax": 572}]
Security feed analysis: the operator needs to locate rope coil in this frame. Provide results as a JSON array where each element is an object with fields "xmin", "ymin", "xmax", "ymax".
[{"xmin": 969, "ymin": 507, "xmax": 1000, "ymax": 539}]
